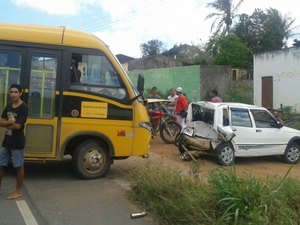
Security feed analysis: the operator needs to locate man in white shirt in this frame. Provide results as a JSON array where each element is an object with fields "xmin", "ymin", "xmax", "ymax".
[{"xmin": 167, "ymin": 88, "xmax": 178, "ymax": 114}]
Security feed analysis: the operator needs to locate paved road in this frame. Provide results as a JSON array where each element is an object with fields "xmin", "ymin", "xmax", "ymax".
[{"xmin": 0, "ymin": 159, "xmax": 156, "ymax": 225}]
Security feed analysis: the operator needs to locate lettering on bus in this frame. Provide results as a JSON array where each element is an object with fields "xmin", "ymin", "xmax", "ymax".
[{"xmin": 81, "ymin": 102, "xmax": 108, "ymax": 118}]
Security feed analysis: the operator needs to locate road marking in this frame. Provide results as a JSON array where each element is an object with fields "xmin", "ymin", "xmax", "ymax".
[{"xmin": 16, "ymin": 200, "xmax": 38, "ymax": 225}]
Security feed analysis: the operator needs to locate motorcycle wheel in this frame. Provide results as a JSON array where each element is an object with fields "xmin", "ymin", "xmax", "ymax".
[{"xmin": 160, "ymin": 121, "xmax": 181, "ymax": 144}]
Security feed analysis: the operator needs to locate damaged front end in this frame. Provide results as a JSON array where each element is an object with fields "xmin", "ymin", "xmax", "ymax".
[{"xmin": 177, "ymin": 102, "xmax": 235, "ymax": 160}]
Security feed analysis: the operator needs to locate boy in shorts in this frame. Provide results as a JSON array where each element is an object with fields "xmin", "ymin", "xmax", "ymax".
[{"xmin": 0, "ymin": 83, "xmax": 28, "ymax": 200}]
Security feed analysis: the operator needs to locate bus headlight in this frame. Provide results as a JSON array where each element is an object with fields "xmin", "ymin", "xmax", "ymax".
[{"xmin": 139, "ymin": 122, "xmax": 152, "ymax": 132}]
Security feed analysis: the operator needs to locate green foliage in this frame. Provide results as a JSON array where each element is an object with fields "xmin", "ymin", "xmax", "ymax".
[
  {"xmin": 212, "ymin": 35, "xmax": 252, "ymax": 69},
  {"xmin": 223, "ymin": 81, "xmax": 253, "ymax": 104},
  {"xmin": 140, "ymin": 39, "xmax": 165, "ymax": 56},
  {"xmin": 282, "ymin": 106, "xmax": 293, "ymax": 121},
  {"xmin": 233, "ymin": 8, "xmax": 297, "ymax": 53},
  {"xmin": 192, "ymin": 57, "xmax": 209, "ymax": 65},
  {"xmin": 129, "ymin": 162, "xmax": 215, "ymax": 225},
  {"xmin": 209, "ymin": 168, "xmax": 268, "ymax": 224},
  {"xmin": 129, "ymin": 163, "xmax": 300, "ymax": 225},
  {"xmin": 223, "ymin": 90, "xmax": 252, "ymax": 104},
  {"xmin": 162, "ymin": 44, "xmax": 212, "ymax": 65}
]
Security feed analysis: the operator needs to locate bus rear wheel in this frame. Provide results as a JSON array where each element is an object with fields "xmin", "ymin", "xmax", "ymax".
[{"xmin": 72, "ymin": 140, "xmax": 111, "ymax": 179}]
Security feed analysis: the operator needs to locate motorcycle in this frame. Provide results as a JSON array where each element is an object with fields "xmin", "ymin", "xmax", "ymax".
[{"xmin": 147, "ymin": 99, "xmax": 181, "ymax": 144}]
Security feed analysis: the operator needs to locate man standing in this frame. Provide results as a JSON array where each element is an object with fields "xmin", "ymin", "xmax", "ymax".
[
  {"xmin": 167, "ymin": 88, "xmax": 178, "ymax": 114},
  {"xmin": 147, "ymin": 86, "xmax": 161, "ymax": 111},
  {"xmin": 210, "ymin": 89, "xmax": 223, "ymax": 103},
  {"xmin": 0, "ymin": 83, "xmax": 28, "ymax": 200},
  {"xmin": 175, "ymin": 87, "xmax": 188, "ymax": 129},
  {"xmin": 147, "ymin": 86, "xmax": 161, "ymax": 99}
]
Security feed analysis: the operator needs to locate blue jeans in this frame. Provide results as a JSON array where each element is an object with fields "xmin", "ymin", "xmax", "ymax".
[{"xmin": 0, "ymin": 147, "xmax": 24, "ymax": 168}]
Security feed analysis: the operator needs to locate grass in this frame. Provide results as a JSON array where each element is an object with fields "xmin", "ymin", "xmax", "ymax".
[{"xmin": 129, "ymin": 163, "xmax": 300, "ymax": 225}]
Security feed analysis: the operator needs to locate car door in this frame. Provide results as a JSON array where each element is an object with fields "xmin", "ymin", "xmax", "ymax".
[
  {"xmin": 229, "ymin": 107, "xmax": 261, "ymax": 156},
  {"xmin": 249, "ymin": 109, "xmax": 286, "ymax": 155}
]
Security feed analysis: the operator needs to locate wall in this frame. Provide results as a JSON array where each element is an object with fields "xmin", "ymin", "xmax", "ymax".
[
  {"xmin": 129, "ymin": 65, "xmax": 233, "ymax": 102},
  {"xmin": 254, "ymin": 47, "xmax": 300, "ymax": 112},
  {"xmin": 200, "ymin": 65, "xmax": 232, "ymax": 100},
  {"xmin": 129, "ymin": 65, "xmax": 200, "ymax": 102}
]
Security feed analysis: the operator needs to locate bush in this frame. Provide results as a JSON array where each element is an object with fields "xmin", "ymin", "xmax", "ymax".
[{"xmin": 129, "ymin": 163, "xmax": 300, "ymax": 225}]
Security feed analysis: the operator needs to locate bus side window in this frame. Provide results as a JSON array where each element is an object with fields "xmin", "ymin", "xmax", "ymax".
[
  {"xmin": 70, "ymin": 59, "xmax": 81, "ymax": 83},
  {"xmin": 69, "ymin": 52, "xmax": 127, "ymax": 100}
]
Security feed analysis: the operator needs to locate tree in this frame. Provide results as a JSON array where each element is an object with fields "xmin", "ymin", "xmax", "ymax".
[
  {"xmin": 211, "ymin": 35, "xmax": 251, "ymax": 68},
  {"xmin": 233, "ymin": 8, "xmax": 297, "ymax": 52},
  {"xmin": 206, "ymin": 0, "xmax": 244, "ymax": 36},
  {"xmin": 140, "ymin": 39, "xmax": 164, "ymax": 56},
  {"xmin": 262, "ymin": 8, "xmax": 296, "ymax": 50},
  {"xmin": 163, "ymin": 44, "xmax": 212, "ymax": 64}
]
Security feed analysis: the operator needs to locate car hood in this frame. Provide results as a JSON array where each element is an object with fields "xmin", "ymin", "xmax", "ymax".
[{"xmin": 281, "ymin": 126, "xmax": 300, "ymax": 135}]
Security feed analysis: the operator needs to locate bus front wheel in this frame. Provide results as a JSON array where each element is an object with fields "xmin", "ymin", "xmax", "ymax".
[{"xmin": 72, "ymin": 140, "xmax": 111, "ymax": 179}]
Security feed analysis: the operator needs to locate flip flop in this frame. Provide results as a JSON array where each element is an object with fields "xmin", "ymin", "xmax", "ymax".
[{"xmin": 7, "ymin": 193, "xmax": 22, "ymax": 200}]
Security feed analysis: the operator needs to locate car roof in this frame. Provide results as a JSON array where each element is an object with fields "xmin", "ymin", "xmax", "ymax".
[{"xmin": 190, "ymin": 101, "xmax": 266, "ymax": 110}]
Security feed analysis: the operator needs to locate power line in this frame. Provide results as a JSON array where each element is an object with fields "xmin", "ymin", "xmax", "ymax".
[
  {"xmin": 75, "ymin": 0, "xmax": 168, "ymax": 32},
  {"xmin": 75, "ymin": 0, "xmax": 154, "ymax": 30}
]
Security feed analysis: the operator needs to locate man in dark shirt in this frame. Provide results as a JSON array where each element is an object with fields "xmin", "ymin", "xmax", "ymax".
[{"xmin": 0, "ymin": 83, "xmax": 28, "ymax": 200}]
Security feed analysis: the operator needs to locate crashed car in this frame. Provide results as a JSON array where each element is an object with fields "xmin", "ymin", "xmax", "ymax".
[{"xmin": 177, "ymin": 101, "xmax": 300, "ymax": 165}]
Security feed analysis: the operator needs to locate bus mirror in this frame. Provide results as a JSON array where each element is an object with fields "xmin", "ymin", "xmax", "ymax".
[
  {"xmin": 124, "ymin": 74, "xmax": 145, "ymax": 104},
  {"xmin": 137, "ymin": 74, "xmax": 144, "ymax": 94}
]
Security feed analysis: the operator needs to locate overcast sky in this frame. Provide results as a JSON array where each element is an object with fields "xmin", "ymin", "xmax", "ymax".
[{"xmin": 1, "ymin": 0, "xmax": 299, "ymax": 57}]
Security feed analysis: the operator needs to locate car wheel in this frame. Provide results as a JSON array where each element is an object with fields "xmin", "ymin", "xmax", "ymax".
[
  {"xmin": 215, "ymin": 142, "xmax": 235, "ymax": 166},
  {"xmin": 73, "ymin": 140, "xmax": 111, "ymax": 179},
  {"xmin": 283, "ymin": 142, "xmax": 300, "ymax": 164}
]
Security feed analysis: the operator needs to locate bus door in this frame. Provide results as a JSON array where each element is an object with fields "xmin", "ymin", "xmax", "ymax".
[{"xmin": 24, "ymin": 50, "xmax": 61, "ymax": 159}]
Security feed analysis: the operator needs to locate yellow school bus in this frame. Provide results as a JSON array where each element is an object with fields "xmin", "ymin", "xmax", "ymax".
[{"xmin": 0, "ymin": 23, "xmax": 151, "ymax": 179}]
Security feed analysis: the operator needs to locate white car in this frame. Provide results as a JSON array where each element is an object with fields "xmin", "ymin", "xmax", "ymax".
[{"xmin": 178, "ymin": 101, "xmax": 300, "ymax": 165}]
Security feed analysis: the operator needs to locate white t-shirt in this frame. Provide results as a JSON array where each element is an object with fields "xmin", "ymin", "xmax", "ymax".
[{"xmin": 167, "ymin": 95, "xmax": 178, "ymax": 111}]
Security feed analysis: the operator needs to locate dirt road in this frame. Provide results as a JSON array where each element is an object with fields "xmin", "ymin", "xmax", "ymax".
[{"xmin": 147, "ymin": 137, "xmax": 300, "ymax": 180}]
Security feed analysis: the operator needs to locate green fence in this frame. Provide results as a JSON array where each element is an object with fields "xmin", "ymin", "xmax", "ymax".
[{"xmin": 129, "ymin": 65, "xmax": 200, "ymax": 102}]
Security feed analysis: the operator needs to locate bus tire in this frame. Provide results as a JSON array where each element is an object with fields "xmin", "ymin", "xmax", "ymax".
[{"xmin": 72, "ymin": 140, "xmax": 111, "ymax": 179}]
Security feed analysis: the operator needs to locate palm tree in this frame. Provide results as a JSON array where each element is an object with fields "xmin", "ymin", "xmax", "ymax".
[
  {"xmin": 206, "ymin": 0, "xmax": 244, "ymax": 36},
  {"xmin": 264, "ymin": 8, "xmax": 297, "ymax": 49}
]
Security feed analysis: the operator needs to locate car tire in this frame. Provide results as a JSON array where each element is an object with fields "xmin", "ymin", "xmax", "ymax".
[
  {"xmin": 282, "ymin": 142, "xmax": 300, "ymax": 164},
  {"xmin": 72, "ymin": 140, "xmax": 111, "ymax": 179},
  {"xmin": 215, "ymin": 142, "xmax": 235, "ymax": 166}
]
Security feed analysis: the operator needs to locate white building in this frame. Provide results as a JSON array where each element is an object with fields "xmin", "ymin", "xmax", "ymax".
[{"xmin": 254, "ymin": 47, "xmax": 300, "ymax": 113}]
